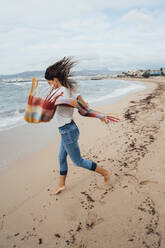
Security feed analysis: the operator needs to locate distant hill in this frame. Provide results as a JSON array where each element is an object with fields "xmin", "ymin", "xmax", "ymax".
[
  {"xmin": 0, "ymin": 69, "xmax": 122, "ymax": 80},
  {"xmin": 0, "ymin": 70, "xmax": 45, "ymax": 80}
]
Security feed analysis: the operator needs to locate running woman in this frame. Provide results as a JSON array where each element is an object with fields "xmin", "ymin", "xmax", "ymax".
[{"xmin": 45, "ymin": 57, "xmax": 111, "ymax": 195}]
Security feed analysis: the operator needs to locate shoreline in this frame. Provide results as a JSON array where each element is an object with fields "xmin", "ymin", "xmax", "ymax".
[{"xmin": 0, "ymin": 78, "xmax": 165, "ymax": 247}]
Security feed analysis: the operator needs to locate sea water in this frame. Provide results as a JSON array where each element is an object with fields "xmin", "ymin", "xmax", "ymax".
[{"xmin": 0, "ymin": 78, "xmax": 146, "ymax": 131}]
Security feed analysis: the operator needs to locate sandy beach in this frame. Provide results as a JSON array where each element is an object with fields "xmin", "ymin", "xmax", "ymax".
[{"xmin": 0, "ymin": 78, "xmax": 165, "ymax": 248}]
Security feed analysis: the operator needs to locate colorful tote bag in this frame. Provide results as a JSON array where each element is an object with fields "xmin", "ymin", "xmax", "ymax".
[{"xmin": 24, "ymin": 77, "xmax": 63, "ymax": 123}]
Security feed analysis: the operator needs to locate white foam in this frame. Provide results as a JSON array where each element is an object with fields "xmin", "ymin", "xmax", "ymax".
[
  {"xmin": 0, "ymin": 113, "xmax": 24, "ymax": 131},
  {"xmin": 88, "ymin": 84, "xmax": 146, "ymax": 104},
  {"xmin": 14, "ymin": 81, "xmax": 33, "ymax": 86}
]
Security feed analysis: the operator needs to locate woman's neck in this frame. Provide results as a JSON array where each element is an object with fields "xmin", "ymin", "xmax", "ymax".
[{"xmin": 56, "ymin": 81, "xmax": 62, "ymax": 88}]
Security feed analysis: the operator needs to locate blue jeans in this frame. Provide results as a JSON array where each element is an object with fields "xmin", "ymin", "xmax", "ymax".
[{"xmin": 58, "ymin": 120, "xmax": 97, "ymax": 175}]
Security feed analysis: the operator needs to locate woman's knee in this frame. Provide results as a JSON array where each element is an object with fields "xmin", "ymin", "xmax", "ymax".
[
  {"xmin": 73, "ymin": 157, "xmax": 84, "ymax": 167},
  {"xmin": 73, "ymin": 158, "xmax": 97, "ymax": 171}
]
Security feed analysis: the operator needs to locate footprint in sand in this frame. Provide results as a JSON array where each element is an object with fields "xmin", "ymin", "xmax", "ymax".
[{"xmin": 85, "ymin": 211, "xmax": 104, "ymax": 230}]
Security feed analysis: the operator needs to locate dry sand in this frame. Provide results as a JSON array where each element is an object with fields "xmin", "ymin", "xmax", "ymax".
[{"xmin": 0, "ymin": 78, "xmax": 165, "ymax": 248}]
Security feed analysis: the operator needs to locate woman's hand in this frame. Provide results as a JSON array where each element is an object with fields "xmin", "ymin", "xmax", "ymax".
[{"xmin": 101, "ymin": 114, "xmax": 120, "ymax": 124}]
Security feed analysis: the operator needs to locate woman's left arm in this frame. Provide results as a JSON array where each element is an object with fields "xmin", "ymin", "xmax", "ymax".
[
  {"xmin": 77, "ymin": 95, "xmax": 88, "ymax": 108},
  {"xmin": 69, "ymin": 95, "xmax": 88, "ymax": 108}
]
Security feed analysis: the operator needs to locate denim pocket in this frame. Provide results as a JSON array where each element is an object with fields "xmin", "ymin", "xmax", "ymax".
[{"xmin": 60, "ymin": 127, "xmax": 79, "ymax": 144}]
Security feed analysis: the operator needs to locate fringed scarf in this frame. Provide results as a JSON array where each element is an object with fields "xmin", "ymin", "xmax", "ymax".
[{"xmin": 24, "ymin": 78, "xmax": 119, "ymax": 124}]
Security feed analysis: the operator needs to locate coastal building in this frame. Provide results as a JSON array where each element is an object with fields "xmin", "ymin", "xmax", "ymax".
[
  {"xmin": 122, "ymin": 70, "xmax": 145, "ymax": 77},
  {"xmin": 122, "ymin": 68, "xmax": 165, "ymax": 78},
  {"xmin": 149, "ymin": 69, "xmax": 161, "ymax": 76}
]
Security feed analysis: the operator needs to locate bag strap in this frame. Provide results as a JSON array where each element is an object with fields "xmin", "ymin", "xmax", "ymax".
[{"xmin": 45, "ymin": 85, "xmax": 56, "ymax": 100}]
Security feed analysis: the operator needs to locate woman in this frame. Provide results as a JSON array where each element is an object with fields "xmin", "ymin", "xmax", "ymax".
[{"xmin": 45, "ymin": 57, "xmax": 111, "ymax": 195}]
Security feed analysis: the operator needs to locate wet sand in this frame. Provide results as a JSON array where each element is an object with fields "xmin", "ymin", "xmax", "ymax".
[{"xmin": 0, "ymin": 78, "xmax": 164, "ymax": 248}]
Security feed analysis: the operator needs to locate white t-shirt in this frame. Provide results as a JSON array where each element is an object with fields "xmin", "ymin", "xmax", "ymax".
[{"xmin": 53, "ymin": 86, "xmax": 80, "ymax": 127}]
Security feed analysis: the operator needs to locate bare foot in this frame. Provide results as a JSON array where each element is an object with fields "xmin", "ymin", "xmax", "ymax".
[
  {"xmin": 51, "ymin": 186, "xmax": 66, "ymax": 195},
  {"xmin": 104, "ymin": 172, "xmax": 111, "ymax": 185}
]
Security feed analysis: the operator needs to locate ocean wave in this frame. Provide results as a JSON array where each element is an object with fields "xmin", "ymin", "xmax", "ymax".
[
  {"xmin": 88, "ymin": 83, "xmax": 146, "ymax": 104},
  {"xmin": 0, "ymin": 108, "xmax": 25, "ymax": 117},
  {"xmin": 0, "ymin": 107, "xmax": 26, "ymax": 130},
  {"xmin": 0, "ymin": 114, "xmax": 24, "ymax": 131}
]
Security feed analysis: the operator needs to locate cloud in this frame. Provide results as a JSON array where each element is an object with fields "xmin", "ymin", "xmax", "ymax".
[
  {"xmin": 0, "ymin": 0, "xmax": 165, "ymax": 74},
  {"xmin": 122, "ymin": 9, "xmax": 155, "ymax": 32}
]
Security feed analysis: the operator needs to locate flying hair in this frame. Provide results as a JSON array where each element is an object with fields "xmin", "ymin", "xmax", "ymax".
[{"xmin": 45, "ymin": 56, "xmax": 78, "ymax": 90}]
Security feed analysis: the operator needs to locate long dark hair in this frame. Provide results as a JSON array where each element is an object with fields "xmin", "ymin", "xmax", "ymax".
[{"xmin": 45, "ymin": 56, "xmax": 78, "ymax": 90}]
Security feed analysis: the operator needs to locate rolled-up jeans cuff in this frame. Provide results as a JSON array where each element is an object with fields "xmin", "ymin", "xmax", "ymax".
[
  {"xmin": 60, "ymin": 170, "xmax": 68, "ymax": 175},
  {"xmin": 91, "ymin": 162, "xmax": 97, "ymax": 171}
]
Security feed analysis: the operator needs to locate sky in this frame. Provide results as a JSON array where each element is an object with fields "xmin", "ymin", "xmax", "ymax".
[{"xmin": 0, "ymin": 0, "xmax": 165, "ymax": 74}]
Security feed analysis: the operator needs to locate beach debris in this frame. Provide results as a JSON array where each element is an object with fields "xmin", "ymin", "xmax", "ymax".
[
  {"xmin": 81, "ymin": 192, "xmax": 95, "ymax": 202},
  {"xmin": 38, "ymin": 238, "xmax": 42, "ymax": 245},
  {"xmin": 149, "ymin": 135, "xmax": 154, "ymax": 141},
  {"xmin": 65, "ymin": 232, "xmax": 76, "ymax": 245},
  {"xmin": 124, "ymin": 173, "xmax": 138, "ymax": 179},
  {"xmin": 86, "ymin": 221, "xmax": 94, "ymax": 230},
  {"xmin": 128, "ymin": 239, "xmax": 134, "ymax": 242},
  {"xmin": 139, "ymin": 180, "xmax": 158, "ymax": 186},
  {"xmin": 0, "ymin": 214, "xmax": 6, "ymax": 232},
  {"xmin": 65, "ymin": 239, "xmax": 70, "ymax": 245},
  {"xmin": 76, "ymin": 222, "xmax": 82, "ymax": 232},
  {"xmin": 124, "ymin": 109, "xmax": 137, "ymax": 122},
  {"xmin": 145, "ymin": 226, "xmax": 154, "ymax": 235},
  {"xmin": 54, "ymin": 233, "xmax": 61, "ymax": 238},
  {"xmin": 14, "ymin": 233, "xmax": 20, "ymax": 237}
]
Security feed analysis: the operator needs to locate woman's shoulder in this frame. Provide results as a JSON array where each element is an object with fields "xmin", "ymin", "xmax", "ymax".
[
  {"xmin": 54, "ymin": 86, "xmax": 80, "ymax": 98},
  {"xmin": 57, "ymin": 86, "xmax": 70, "ymax": 97},
  {"xmin": 60, "ymin": 86, "xmax": 68, "ymax": 91}
]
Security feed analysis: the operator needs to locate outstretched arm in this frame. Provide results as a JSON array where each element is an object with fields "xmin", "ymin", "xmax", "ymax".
[
  {"xmin": 76, "ymin": 98, "xmax": 120, "ymax": 124},
  {"xmin": 54, "ymin": 96, "xmax": 120, "ymax": 124}
]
